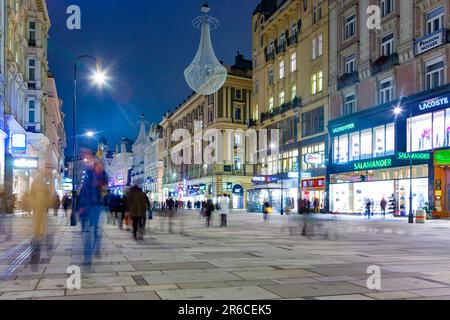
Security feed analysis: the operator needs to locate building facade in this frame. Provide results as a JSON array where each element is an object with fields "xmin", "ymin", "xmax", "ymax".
[
  {"xmin": 144, "ymin": 123, "xmax": 164, "ymax": 206},
  {"xmin": 45, "ymin": 71, "xmax": 65, "ymax": 196},
  {"xmin": 328, "ymin": 0, "xmax": 450, "ymax": 217},
  {"xmin": 4, "ymin": 0, "xmax": 51, "ymax": 205},
  {"xmin": 161, "ymin": 53, "xmax": 253, "ymax": 209},
  {"xmin": 250, "ymin": 0, "xmax": 329, "ymax": 214},
  {"xmin": 110, "ymin": 138, "xmax": 133, "ymax": 195},
  {"xmin": 131, "ymin": 116, "xmax": 147, "ymax": 188}
]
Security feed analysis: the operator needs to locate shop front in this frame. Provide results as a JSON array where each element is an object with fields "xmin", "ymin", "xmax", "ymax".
[
  {"xmin": 248, "ymin": 173, "xmax": 298, "ymax": 214},
  {"xmin": 301, "ymin": 177, "xmax": 326, "ymax": 212}
]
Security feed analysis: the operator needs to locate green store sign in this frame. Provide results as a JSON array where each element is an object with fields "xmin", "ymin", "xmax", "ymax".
[
  {"xmin": 435, "ymin": 150, "xmax": 450, "ymax": 166},
  {"xmin": 332, "ymin": 123, "xmax": 355, "ymax": 134},
  {"xmin": 354, "ymin": 158, "xmax": 393, "ymax": 171},
  {"xmin": 396, "ymin": 152, "xmax": 431, "ymax": 161}
]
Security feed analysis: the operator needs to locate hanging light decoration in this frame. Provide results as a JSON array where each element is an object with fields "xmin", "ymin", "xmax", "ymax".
[{"xmin": 184, "ymin": 3, "xmax": 227, "ymax": 96}]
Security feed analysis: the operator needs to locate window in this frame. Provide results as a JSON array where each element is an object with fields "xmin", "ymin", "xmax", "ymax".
[
  {"xmin": 339, "ymin": 135, "xmax": 349, "ymax": 163},
  {"xmin": 381, "ymin": 33, "xmax": 394, "ymax": 57},
  {"xmin": 207, "ymin": 94, "xmax": 214, "ymax": 105},
  {"xmin": 380, "ymin": 78, "xmax": 394, "ymax": 104},
  {"xmin": 279, "ymin": 60, "xmax": 285, "ymax": 79},
  {"xmin": 426, "ymin": 59, "xmax": 444, "ymax": 90},
  {"xmin": 28, "ymin": 100, "xmax": 35, "ymax": 123},
  {"xmin": 407, "ymin": 113, "xmax": 432, "ymax": 152},
  {"xmin": 208, "ymin": 109, "xmax": 214, "ymax": 123},
  {"xmin": 345, "ymin": 54, "xmax": 356, "ymax": 74},
  {"xmin": 426, "ymin": 6, "xmax": 444, "ymax": 35},
  {"xmin": 29, "ymin": 21, "xmax": 36, "ymax": 43},
  {"xmin": 312, "ymin": 0, "xmax": 323, "ymax": 24},
  {"xmin": 317, "ymin": 71, "xmax": 323, "ymax": 92},
  {"xmin": 312, "ymin": 38, "xmax": 317, "ymax": 60},
  {"xmin": 280, "ymin": 32, "xmax": 286, "ymax": 47},
  {"xmin": 235, "ymin": 156, "xmax": 242, "ymax": 171},
  {"xmin": 291, "ymin": 85, "xmax": 297, "ymax": 100},
  {"xmin": 360, "ymin": 129, "xmax": 372, "ymax": 159},
  {"xmin": 381, "ymin": 0, "xmax": 393, "ymax": 17},
  {"xmin": 292, "ymin": 23, "xmax": 299, "ymax": 36},
  {"xmin": 386, "ymin": 123, "xmax": 395, "ymax": 155},
  {"xmin": 349, "ymin": 132, "xmax": 360, "ymax": 161},
  {"xmin": 343, "ymin": 94, "xmax": 356, "ymax": 116},
  {"xmin": 269, "ymin": 97, "xmax": 274, "ymax": 111},
  {"xmin": 28, "ymin": 59, "xmax": 36, "ymax": 81},
  {"xmin": 434, "ymin": 111, "xmax": 445, "ymax": 149},
  {"xmin": 235, "ymin": 89, "xmax": 242, "ymax": 100},
  {"xmin": 302, "ymin": 106, "xmax": 324, "ymax": 138},
  {"xmin": 311, "ymin": 74, "xmax": 317, "ymax": 95},
  {"xmin": 345, "ymin": 15, "xmax": 356, "ymax": 39},
  {"xmin": 290, "ymin": 53, "xmax": 297, "ymax": 72},
  {"xmin": 318, "ymin": 35, "xmax": 323, "ymax": 56},
  {"xmin": 279, "ymin": 91, "xmax": 285, "ymax": 106},
  {"xmin": 234, "ymin": 106, "xmax": 242, "ymax": 120},
  {"xmin": 268, "ymin": 69, "xmax": 274, "ymax": 85},
  {"xmin": 373, "ymin": 125, "xmax": 386, "ymax": 157}
]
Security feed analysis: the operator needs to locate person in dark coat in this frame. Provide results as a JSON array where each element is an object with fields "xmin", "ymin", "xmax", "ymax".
[{"xmin": 126, "ymin": 186, "xmax": 149, "ymax": 240}]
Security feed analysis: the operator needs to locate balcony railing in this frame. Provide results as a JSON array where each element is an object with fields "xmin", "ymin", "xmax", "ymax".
[
  {"xmin": 371, "ymin": 53, "xmax": 399, "ymax": 75},
  {"xmin": 276, "ymin": 43, "xmax": 286, "ymax": 55},
  {"xmin": 337, "ymin": 71, "xmax": 360, "ymax": 90},
  {"xmin": 265, "ymin": 51, "xmax": 275, "ymax": 62},
  {"xmin": 260, "ymin": 97, "xmax": 301, "ymax": 122},
  {"xmin": 287, "ymin": 35, "xmax": 298, "ymax": 46}
]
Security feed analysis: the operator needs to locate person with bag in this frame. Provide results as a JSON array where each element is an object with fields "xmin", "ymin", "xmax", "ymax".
[
  {"xmin": 263, "ymin": 200, "xmax": 272, "ymax": 223},
  {"xmin": 205, "ymin": 198, "xmax": 215, "ymax": 227}
]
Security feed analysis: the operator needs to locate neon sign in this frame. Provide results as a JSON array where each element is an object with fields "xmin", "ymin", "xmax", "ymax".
[
  {"xmin": 435, "ymin": 150, "xmax": 450, "ymax": 166},
  {"xmin": 396, "ymin": 152, "xmax": 431, "ymax": 161},
  {"xmin": 353, "ymin": 158, "xmax": 392, "ymax": 171},
  {"xmin": 332, "ymin": 123, "xmax": 355, "ymax": 134}
]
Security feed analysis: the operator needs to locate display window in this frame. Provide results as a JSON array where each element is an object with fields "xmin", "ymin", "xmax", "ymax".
[
  {"xmin": 434, "ymin": 111, "xmax": 445, "ymax": 149},
  {"xmin": 349, "ymin": 132, "xmax": 360, "ymax": 161},
  {"xmin": 386, "ymin": 123, "xmax": 395, "ymax": 155},
  {"xmin": 373, "ymin": 125, "xmax": 385, "ymax": 157},
  {"xmin": 360, "ymin": 129, "xmax": 372, "ymax": 159},
  {"xmin": 407, "ymin": 113, "xmax": 433, "ymax": 152},
  {"xmin": 338, "ymin": 135, "xmax": 349, "ymax": 163}
]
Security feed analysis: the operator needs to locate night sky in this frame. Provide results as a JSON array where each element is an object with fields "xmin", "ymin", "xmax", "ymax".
[{"xmin": 46, "ymin": 0, "xmax": 259, "ymax": 156}]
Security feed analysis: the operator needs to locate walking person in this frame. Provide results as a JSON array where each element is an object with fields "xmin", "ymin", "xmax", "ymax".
[
  {"xmin": 126, "ymin": 185, "xmax": 149, "ymax": 240},
  {"xmin": 219, "ymin": 194, "xmax": 230, "ymax": 228},
  {"xmin": 313, "ymin": 198, "xmax": 320, "ymax": 214},
  {"xmin": 263, "ymin": 200, "xmax": 271, "ymax": 223},
  {"xmin": 79, "ymin": 156, "xmax": 108, "ymax": 268},
  {"xmin": 52, "ymin": 193, "xmax": 60, "ymax": 217},
  {"xmin": 365, "ymin": 199, "xmax": 372, "ymax": 220},
  {"xmin": 380, "ymin": 197, "xmax": 388, "ymax": 220},
  {"xmin": 205, "ymin": 198, "xmax": 214, "ymax": 227}
]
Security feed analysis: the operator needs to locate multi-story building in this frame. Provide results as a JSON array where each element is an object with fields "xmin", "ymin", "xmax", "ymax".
[
  {"xmin": 161, "ymin": 53, "xmax": 253, "ymax": 209},
  {"xmin": 327, "ymin": 0, "xmax": 450, "ymax": 217},
  {"xmin": 250, "ymin": 0, "xmax": 329, "ymax": 214},
  {"xmin": 110, "ymin": 138, "xmax": 133, "ymax": 195},
  {"xmin": 4, "ymin": 0, "xmax": 51, "ymax": 203},
  {"xmin": 131, "ymin": 116, "xmax": 147, "ymax": 188},
  {"xmin": 144, "ymin": 123, "xmax": 164, "ymax": 206},
  {"xmin": 0, "ymin": 0, "xmax": 7, "ymax": 199},
  {"xmin": 45, "ymin": 71, "xmax": 65, "ymax": 196}
]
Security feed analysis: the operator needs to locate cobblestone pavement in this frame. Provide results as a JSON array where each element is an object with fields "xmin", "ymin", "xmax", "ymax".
[{"xmin": 1, "ymin": 211, "xmax": 450, "ymax": 300}]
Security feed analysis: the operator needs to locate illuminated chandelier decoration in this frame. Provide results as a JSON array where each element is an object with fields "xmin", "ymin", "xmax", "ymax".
[{"xmin": 184, "ymin": 3, "xmax": 227, "ymax": 96}]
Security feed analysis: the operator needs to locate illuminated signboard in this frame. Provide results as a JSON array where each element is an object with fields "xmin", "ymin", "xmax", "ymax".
[
  {"xmin": 353, "ymin": 158, "xmax": 392, "ymax": 171},
  {"xmin": 288, "ymin": 172, "xmax": 299, "ymax": 179},
  {"xmin": 396, "ymin": 152, "xmax": 431, "ymax": 161},
  {"xmin": 435, "ymin": 150, "xmax": 450, "ymax": 166},
  {"xmin": 252, "ymin": 177, "xmax": 266, "ymax": 183},
  {"xmin": 417, "ymin": 95, "xmax": 450, "ymax": 112},
  {"xmin": 304, "ymin": 153, "xmax": 323, "ymax": 165},
  {"xmin": 13, "ymin": 157, "xmax": 38, "ymax": 169},
  {"xmin": 332, "ymin": 123, "xmax": 355, "ymax": 135},
  {"xmin": 11, "ymin": 133, "xmax": 26, "ymax": 153}
]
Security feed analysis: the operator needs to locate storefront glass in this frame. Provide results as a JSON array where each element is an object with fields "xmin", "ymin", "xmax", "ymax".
[
  {"xmin": 333, "ymin": 123, "xmax": 395, "ymax": 164},
  {"xmin": 330, "ymin": 165, "xmax": 429, "ymax": 215},
  {"xmin": 407, "ymin": 107, "xmax": 450, "ymax": 152},
  {"xmin": 247, "ymin": 180, "xmax": 298, "ymax": 214}
]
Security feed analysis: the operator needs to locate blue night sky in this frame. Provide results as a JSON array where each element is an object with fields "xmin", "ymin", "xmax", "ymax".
[{"xmin": 46, "ymin": 0, "xmax": 260, "ymax": 156}]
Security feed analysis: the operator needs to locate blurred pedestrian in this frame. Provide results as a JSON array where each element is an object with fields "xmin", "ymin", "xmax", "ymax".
[
  {"xmin": 313, "ymin": 198, "xmax": 320, "ymax": 214},
  {"xmin": 366, "ymin": 199, "xmax": 372, "ymax": 220},
  {"xmin": 79, "ymin": 157, "xmax": 108, "ymax": 267},
  {"xmin": 126, "ymin": 185, "xmax": 149, "ymax": 240},
  {"xmin": 52, "ymin": 193, "xmax": 60, "ymax": 217},
  {"xmin": 205, "ymin": 198, "xmax": 214, "ymax": 227},
  {"xmin": 380, "ymin": 197, "xmax": 387, "ymax": 219},
  {"xmin": 219, "ymin": 194, "xmax": 229, "ymax": 228},
  {"xmin": 263, "ymin": 200, "xmax": 272, "ymax": 223},
  {"xmin": 29, "ymin": 173, "xmax": 51, "ymax": 239}
]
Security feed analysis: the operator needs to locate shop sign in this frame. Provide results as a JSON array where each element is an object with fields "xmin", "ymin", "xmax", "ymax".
[
  {"xmin": 396, "ymin": 152, "xmax": 431, "ymax": 161},
  {"xmin": 199, "ymin": 183, "xmax": 207, "ymax": 191},
  {"xmin": 353, "ymin": 158, "xmax": 393, "ymax": 171},
  {"xmin": 13, "ymin": 157, "xmax": 38, "ymax": 169},
  {"xmin": 435, "ymin": 150, "xmax": 450, "ymax": 166},
  {"xmin": 331, "ymin": 123, "xmax": 355, "ymax": 135},
  {"xmin": 417, "ymin": 95, "xmax": 450, "ymax": 112},
  {"xmin": 232, "ymin": 184, "xmax": 243, "ymax": 195},
  {"xmin": 226, "ymin": 182, "xmax": 233, "ymax": 190},
  {"xmin": 415, "ymin": 29, "xmax": 447, "ymax": 56},
  {"xmin": 301, "ymin": 172, "xmax": 312, "ymax": 179},
  {"xmin": 304, "ymin": 153, "xmax": 323, "ymax": 165},
  {"xmin": 288, "ymin": 172, "xmax": 299, "ymax": 179},
  {"xmin": 11, "ymin": 133, "xmax": 26, "ymax": 153},
  {"xmin": 252, "ymin": 177, "xmax": 266, "ymax": 183}
]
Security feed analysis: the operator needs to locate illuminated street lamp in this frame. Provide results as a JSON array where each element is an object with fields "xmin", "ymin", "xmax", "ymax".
[{"xmin": 71, "ymin": 55, "xmax": 108, "ymax": 226}]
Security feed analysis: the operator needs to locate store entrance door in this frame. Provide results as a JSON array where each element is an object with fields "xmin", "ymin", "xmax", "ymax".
[{"xmin": 434, "ymin": 166, "xmax": 450, "ymax": 218}]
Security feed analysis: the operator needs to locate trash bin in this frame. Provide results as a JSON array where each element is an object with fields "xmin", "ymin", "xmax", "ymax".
[{"xmin": 416, "ymin": 210, "xmax": 426, "ymax": 224}]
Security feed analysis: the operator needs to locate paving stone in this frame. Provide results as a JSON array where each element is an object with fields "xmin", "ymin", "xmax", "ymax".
[
  {"xmin": 0, "ymin": 290, "xmax": 65, "ymax": 300},
  {"xmin": 156, "ymin": 286, "xmax": 279, "ymax": 300},
  {"xmin": 143, "ymin": 272, "xmax": 240, "ymax": 285},
  {"xmin": 364, "ymin": 291, "xmax": 422, "ymax": 300},
  {"xmin": 132, "ymin": 262, "xmax": 216, "ymax": 271},
  {"xmin": 314, "ymin": 294, "xmax": 375, "ymax": 300}
]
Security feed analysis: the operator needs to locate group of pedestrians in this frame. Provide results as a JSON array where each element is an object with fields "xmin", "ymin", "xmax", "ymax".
[
  {"xmin": 199, "ymin": 195, "xmax": 230, "ymax": 228},
  {"xmin": 365, "ymin": 197, "xmax": 388, "ymax": 220}
]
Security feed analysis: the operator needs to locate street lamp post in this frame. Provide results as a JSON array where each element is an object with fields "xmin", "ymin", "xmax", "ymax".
[
  {"xmin": 71, "ymin": 55, "xmax": 106, "ymax": 226},
  {"xmin": 394, "ymin": 96, "xmax": 413, "ymax": 224}
]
